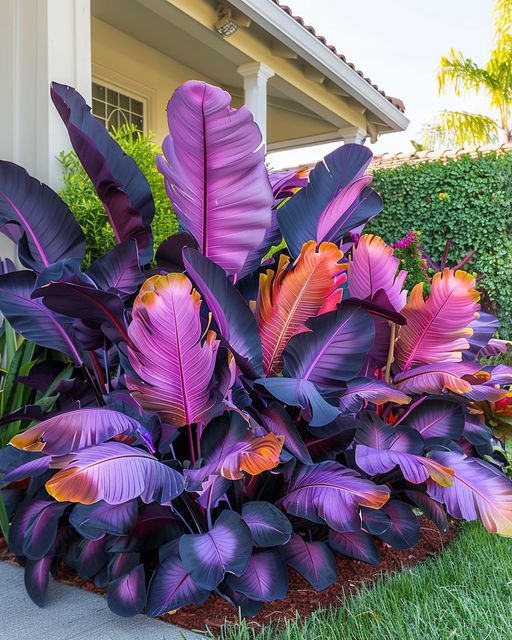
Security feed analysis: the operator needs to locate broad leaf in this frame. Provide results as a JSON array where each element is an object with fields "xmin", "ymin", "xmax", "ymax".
[
  {"xmin": 127, "ymin": 273, "xmax": 220, "ymax": 427},
  {"xmin": 401, "ymin": 396, "xmax": 465, "ymax": 441},
  {"xmin": 86, "ymin": 240, "xmax": 144, "ymax": 299},
  {"xmin": 339, "ymin": 378, "xmax": 410, "ymax": 414},
  {"xmin": 70, "ymin": 500, "xmax": 138, "ymax": 540},
  {"xmin": 107, "ymin": 564, "xmax": 146, "ymax": 617},
  {"xmin": 0, "ymin": 161, "xmax": 85, "ymax": 273},
  {"xmin": 45, "ymin": 442, "xmax": 184, "ymax": 505},
  {"xmin": 226, "ymin": 551, "xmax": 289, "ymax": 601},
  {"xmin": 282, "ymin": 533, "xmax": 337, "ymax": 590},
  {"xmin": 377, "ymin": 500, "xmax": 420, "ymax": 549},
  {"xmin": 261, "ymin": 404, "xmax": 313, "ymax": 465},
  {"xmin": 242, "ymin": 501, "xmax": 292, "ymax": 547},
  {"xmin": 328, "ymin": 529, "xmax": 380, "ymax": 564},
  {"xmin": 24, "ymin": 554, "xmax": 53, "ymax": 607},
  {"xmin": 157, "ymin": 80, "xmax": 272, "ymax": 275}
]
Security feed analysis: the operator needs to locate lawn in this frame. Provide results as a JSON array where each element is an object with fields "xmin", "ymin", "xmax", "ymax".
[{"xmin": 217, "ymin": 523, "xmax": 512, "ymax": 640}]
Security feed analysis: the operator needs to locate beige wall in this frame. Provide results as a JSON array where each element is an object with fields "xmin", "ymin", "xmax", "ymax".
[{"xmin": 92, "ymin": 17, "xmax": 213, "ymax": 144}]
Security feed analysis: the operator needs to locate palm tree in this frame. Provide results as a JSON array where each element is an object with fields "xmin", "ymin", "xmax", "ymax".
[{"xmin": 423, "ymin": 0, "xmax": 512, "ymax": 148}]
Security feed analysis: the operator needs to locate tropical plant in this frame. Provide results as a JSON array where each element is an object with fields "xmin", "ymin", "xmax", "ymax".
[
  {"xmin": 59, "ymin": 124, "xmax": 177, "ymax": 267},
  {"xmin": 0, "ymin": 80, "xmax": 511, "ymax": 620},
  {"xmin": 423, "ymin": 0, "xmax": 512, "ymax": 147}
]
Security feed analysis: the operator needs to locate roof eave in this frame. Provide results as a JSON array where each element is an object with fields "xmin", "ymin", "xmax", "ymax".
[{"xmin": 227, "ymin": 0, "xmax": 409, "ymax": 132}]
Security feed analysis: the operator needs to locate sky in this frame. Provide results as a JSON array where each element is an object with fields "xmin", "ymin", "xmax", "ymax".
[{"xmin": 268, "ymin": 0, "xmax": 496, "ymax": 168}]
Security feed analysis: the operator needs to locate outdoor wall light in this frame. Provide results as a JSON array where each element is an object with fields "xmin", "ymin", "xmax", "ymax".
[{"xmin": 215, "ymin": 4, "xmax": 239, "ymax": 37}]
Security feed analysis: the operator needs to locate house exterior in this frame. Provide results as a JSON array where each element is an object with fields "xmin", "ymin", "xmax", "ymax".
[{"xmin": 1, "ymin": 0, "xmax": 408, "ymax": 195}]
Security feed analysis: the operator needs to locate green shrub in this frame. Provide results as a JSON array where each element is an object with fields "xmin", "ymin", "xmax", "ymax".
[
  {"xmin": 58, "ymin": 124, "xmax": 178, "ymax": 267},
  {"xmin": 368, "ymin": 151, "xmax": 512, "ymax": 337}
]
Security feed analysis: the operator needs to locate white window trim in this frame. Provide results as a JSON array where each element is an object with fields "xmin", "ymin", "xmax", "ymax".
[{"xmin": 91, "ymin": 76, "xmax": 149, "ymax": 136}]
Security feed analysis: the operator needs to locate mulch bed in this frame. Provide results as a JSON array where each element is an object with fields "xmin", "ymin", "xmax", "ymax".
[{"xmin": 0, "ymin": 518, "xmax": 457, "ymax": 635}]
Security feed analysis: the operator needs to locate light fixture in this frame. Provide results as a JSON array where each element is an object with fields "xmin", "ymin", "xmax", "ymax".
[{"xmin": 215, "ymin": 3, "xmax": 239, "ymax": 38}]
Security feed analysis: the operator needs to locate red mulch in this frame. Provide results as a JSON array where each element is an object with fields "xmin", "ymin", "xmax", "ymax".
[{"xmin": 0, "ymin": 518, "xmax": 457, "ymax": 635}]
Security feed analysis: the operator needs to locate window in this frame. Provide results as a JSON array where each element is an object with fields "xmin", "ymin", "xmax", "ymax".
[{"xmin": 92, "ymin": 82, "xmax": 145, "ymax": 133}]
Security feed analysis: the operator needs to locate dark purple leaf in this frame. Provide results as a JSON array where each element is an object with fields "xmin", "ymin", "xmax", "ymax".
[
  {"xmin": 277, "ymin": 144, "xmax": 375, "ymax": 258},
  {"xmin": 86, "ymin": 240, "xmax": 144, "ymax": 299},
  {"xmin": 108, "ymin": 504, "xmax": 184, "ymax": 553},
  {"xmin": 70, "ymin": 500, "xmax": 138, "ymax": 540},
  {"xmin": 226, "ymin": 551, "xmax": 289, "ymax": 601},
  {"xmin": 33, "ymin": 280, "xmax": 129, "ymax": 344},
  {"xmin": 405, "ymin": 490, "xmax": 448, "ymax": 532},
  {"xmin": 75, "ymin": 537, "xmax": 109, "ymax": 579},
  {"xmin": 283, "ymin": 303, "xmax": 375, "ymax": 389},
  {"xmin": 0, "ymin": 161, "xmax": 85, "ymax": 273},
  {"xmin": 339, "ymin": 378, "xmax": 410, "ymax": 415},
  {"xmin": 328, "ymin": 529, "xmax": 380, "ymax": 564},
  {"xmin": 279, "ymin": 461, "xmax": 390, "ymax": 532},
  {"xmin": 51, "ymin": 83, "xmax": 154, "ymax": 263},
  {"xmin": 107, "ymin": 564, "xmax": 146, "ymax": 617},
  {"xmin": 305, "ymin": 416, "xmax": 357, "ymax": 461},
  {"xmin": 261, "ymin": 404, "xmax": 312, "ymax": 465},
  {"xmin": 465, "ymin": 312, "xmax": 500, "ymax": 359},
  {"xmin": 108, "ymin": 552, "xmax": 141, "ymax": 581},
  {"xmin": 463, "ymin": 415, "xmax": 493, "ymax": 446},
  {"xmin": 147, "ymin": 543, "xmax": 210, "ymax": 616},
  {"xmin": 155, "ymin": 232, "xmax": 198, "ymax": 273},
  {"xmin": 183, "ymin": 248, "xmax": 264, "ymax": 377},
  {"xmin": 10, "ymin": 500, "xmax": 66, "ymax": 560},
  {"xmin": 0, "ymin": 270, "xmax": 82, "ymax": 364},
  {"xmin": 377, "ymin": 500, "xmax": 420, "ymax": 549},
  {"xmin": 179, "ymin": 510, "xmax": 252, "ymax": 590},
  {"xmin": 282, "ymin": 533, "xmax": 337, "ymax": 591},
  {"xmin": 402, "ymin": 397, "xmax": 465, "ymax": 441},
  {"xmin": 24, "ymin": 553, "xmax": 53, "ymax": 607},
  {"xmin": 241, "ymin": 501, "xmax": 292, "ymax": 547}
]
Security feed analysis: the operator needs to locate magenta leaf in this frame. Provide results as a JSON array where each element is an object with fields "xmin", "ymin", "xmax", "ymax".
[
  {"xmin": 179, "ymin": 510, "xmax": 252, "ymax": 590},
  {"xmin": 338, "ymin": 378, "xmax": 410, "ymax": 415},
  {"xmin": 226, "ymin": 551, "xmax": 289, "ymax": 601},
  {"xmin": 282, "ymin": 533, "xmax": 337, "ymax": 591},
  {"xmin": 241, "ymin": 502, "xmax": 292, "ymax": 547},
  {"xmin": 158, "ymin": 81, "xmax": 272, "ymax": 275},
  {"xmin": 328, "ymin": 529, "xmax": 380, "ymax": 565}
]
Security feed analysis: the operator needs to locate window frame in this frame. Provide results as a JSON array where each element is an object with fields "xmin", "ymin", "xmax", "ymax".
[{"xmin": 91, "ymin": 78, "xmax": 149, "ymax": 135}]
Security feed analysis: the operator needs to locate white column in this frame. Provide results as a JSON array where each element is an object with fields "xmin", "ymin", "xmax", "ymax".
[
  {"xmin": 237, "ymin": 62, "xmax": 275, "ymax": 146},
  {"xmin": 340, "ymin": 127, "xmax": 367, "ymax": 145},
  {"xmin": 0, "ymin": 0, "xmax": 92, "ymax": 190}
]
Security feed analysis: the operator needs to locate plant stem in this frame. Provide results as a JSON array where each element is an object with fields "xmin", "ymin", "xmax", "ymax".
[
  {"xmin": 187, "ymin": 423, "xmax": 196, "ymax": 463},
  {"xmin": 81, "ymin": 365, "xmax": 104, "ymax": 406},
  {"xmin": 385, "ymin": 322, "xmax": 397, "ymax": 384}
]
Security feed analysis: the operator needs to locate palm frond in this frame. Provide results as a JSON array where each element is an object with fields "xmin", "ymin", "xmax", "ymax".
[
  {"xmin": 437, "ymin": 49, "xmax": 492, "ymax": 96},
  {"xmin": 422, "ymin": 111, "xmax": 500, "ymax": 149}
]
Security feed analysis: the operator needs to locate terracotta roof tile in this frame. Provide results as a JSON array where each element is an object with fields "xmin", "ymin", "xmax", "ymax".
[{"xmin": 271, "ymin": 0, "xmax": 405, "ymax": 112}]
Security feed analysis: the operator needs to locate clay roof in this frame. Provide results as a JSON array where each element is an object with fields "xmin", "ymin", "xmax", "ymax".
[{"xmin": 272, "ymin": 1, "xmax": 405, "ymax": 113}]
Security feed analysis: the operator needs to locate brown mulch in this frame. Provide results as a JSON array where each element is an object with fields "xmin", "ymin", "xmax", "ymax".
[{"xmin": 0, "ymin": 518, "xmax": 457, "ymax": 635}]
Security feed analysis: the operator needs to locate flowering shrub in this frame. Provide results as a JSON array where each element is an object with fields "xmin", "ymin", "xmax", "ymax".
[
  {"xmin": 391, "ymin": 231, "xmax": 430, "ymax": 291},
  {"xmin": 0, "ymin": 81, "xmax": 511, "ymax": 619}
]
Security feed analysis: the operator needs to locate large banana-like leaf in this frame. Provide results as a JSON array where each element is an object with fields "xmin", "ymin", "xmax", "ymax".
[
  {"xmin": 46, "ymin": 442, "xmax": 184, "ymax": 505},
  {"xmin": 126, "ymin": 273, "xmax": 220, "ymax": 427},
  {"xmin": 427, "ymin": 451, "xmax": 512, "ymax": 536},
  {"xmin": 257, "ymin": 241, "xmax": 345, "ymax": 375},
  {"xmin": 395, "ymin": 269, "xmax": 480, "ymax": 371},
  {"xmin": 157, "ymin": 81, "xmax": 273, "ymax": 276}
]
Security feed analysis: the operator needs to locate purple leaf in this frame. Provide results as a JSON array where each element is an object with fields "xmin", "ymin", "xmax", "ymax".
[
  {"xmin": 108, "ymin": 552, "xmax": 141, "ymax": 581},
  {"xmin": 427, "ymin": 451, "xmax": 512, "ymax": 535},
  {"xmin": 45, "ymin": 442, "xmax": 184, "ymax": 505},
  {"xmin": 279, "ymin": 461, "xmax": 390, "ymax": 532},
  {"xmin": 226, "ymin": 550, "xmax": 289, "ymax": 601},
  {"xmin": 361, "ymin": 507, "xmax": 391, "ymax": 535},
  {"xmin": 256, "ymin": 377, "xmax": 340, "ymax": 428},
  {"xmin": 305, "ymin": 417, "xmax": 357, "ymax": 461},
  {"xmin": 24, "ymin": 553, "xmax": 54, "ymax": 607},
  {"xmin": 70, "ymin": 500, "xmax": 138, "ymax": 540},
  {"xmin": 107, "ymin": 564, "xmax": 146, "ymax": 617},
  {"xmin": 338, "ymin": 378, "xmax": 410, "ymax": 415},
  {"xmin": 465, "ymin": 312, "xmax": 500, "ymax": 359},
  {"xmin": 405, "ymin": 490, "xmax": 448, "ymax": 532},
  {"xmin": 10, "ymin": 408, "xmax": 148, "ymax": 456},
  {"xmin": 10, "ymin": 500, "xmax": 66, "ymax": 560},
  {"xmin": 277, "ymin": 144, "xmax": 377, "ymax": 258},
  {"xmin": 282, "ymin": 533, "xmax": 337, "ymax": 591},
  {"xmin": 155, "ymin": 232, "xmax": 198, "ymax": 273},
  {"xmin": 402, "ymin": 397, "xmax": 464, "ymax": 441},
  {"xmin": 328, "ymin": 529, "xmax": 380, "ymax": 565},
  {"xmin": 0, "ymin": 270, "xmax": 82, "ymax": 364},
  {"xmin": 51, "ymin": 83, "xmax": 154, "ymax": 263},
  {"xmin": 179, "ymin": 510, "xmax": 252, "ymax": 590},
  {"xmin": 183, "ymin": 248, "xmax": 264, "ymax": 377},
  {"xmin": 74, "ymin": 537, "xmax": 109, "ymax": 579},
  {"xmin": 109, "ymin": 504, "xmax": 184, "ymax": 553},
  {"xmin": 33, "ymin": 280, "xmax": 129, "ymax": 344},
  {"xmin": 242, "ymin": 501, "xmax": 292, "ymax": 547},
  {"xmin": 261, "ymin": 404, "xmax": 312, "ymax": 465},
  {"xmin": 377, "ymin": 500, "xmax": 420, "ymax": 549},
  {"xmin": 0, "ymin": 161, "xmax": 85, "ymax": 273},
  {"xmin": 2, "ymin": 456, "xmax": 51, "ymax": 483},
  {"xmin": 147, "ymin": 543, "xmax": 210, "ymax": 616},
  {"xmin": 283, "ymin": 303, "xmax": 375, "ymax": 389},
  {"xmin": 157, "ymin": 81, "xmax": 272, "ymax": 276},
  {"xmin": 86, "ymin": 240, "xmax": 145, "ymax": 299},
  {"xmin": 463, "ymin": 415, "xmax": 493, "ymax": 447}
]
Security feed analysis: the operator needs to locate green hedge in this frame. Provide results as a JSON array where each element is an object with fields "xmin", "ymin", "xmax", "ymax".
[
  {"xmin": 59, "ymin": 125, "xmax": 178, "ymax": 267},
  {"xmin": 368, "ymin": 152, "xmax": 512, "ymax": 337}
]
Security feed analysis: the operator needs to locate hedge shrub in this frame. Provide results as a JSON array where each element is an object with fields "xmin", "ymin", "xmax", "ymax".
[
  {"xmin": 59, "ymin": 125, "xmax": 178, "ymax": 267},
  {"xmin": 368, "ymin": 152, "xmax": 512, "ymax": 337}
]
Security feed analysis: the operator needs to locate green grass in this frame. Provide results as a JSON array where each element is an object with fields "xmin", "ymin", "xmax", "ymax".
[{"xmin": 216, "ymin": 523, "xmax": 512, "ymax": 640}]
